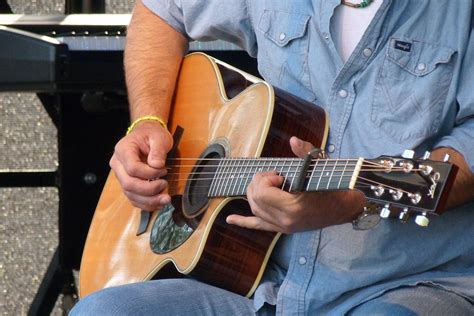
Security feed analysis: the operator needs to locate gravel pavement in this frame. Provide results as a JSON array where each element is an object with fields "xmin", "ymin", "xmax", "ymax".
[{"xmin": 1, "ymin": 1, "xmax": 133, "ymax": 315}]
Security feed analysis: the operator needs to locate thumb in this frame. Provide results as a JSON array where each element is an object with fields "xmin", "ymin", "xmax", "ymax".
[
  {"xmin": 147, "ymin": 131, "xmax": 173, "ymax": 168},
  {"xmin": 290, "ymin": 136, "xmax": 317, "ymax": 159}
]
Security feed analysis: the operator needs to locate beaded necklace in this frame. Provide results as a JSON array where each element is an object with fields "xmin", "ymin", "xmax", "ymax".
[{"xmin": 341, "ymin": 0, "xmax": 374, "ymax": 8}]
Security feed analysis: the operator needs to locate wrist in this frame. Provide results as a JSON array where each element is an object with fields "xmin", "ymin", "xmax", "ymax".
[{"xmin": 127, "ymin": 115, "xmax": 168, "ymax": 135}]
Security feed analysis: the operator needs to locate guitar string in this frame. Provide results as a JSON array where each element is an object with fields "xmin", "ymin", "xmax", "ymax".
[
  {"xmin": 141, "ymin": 159, "xmax": 425, "ymax": 196},
  {"xmin": 164, "ymin": 158, "xmax": 406, "ymax": 172},
  {"xmin": 163, "ymin": 160, "xmax": 419, "ymax": 178},
  {"xmin": 162, "ymin": 159, "xmax": 405, "ymax": 171},
  {"xmin": 159, "ymin": 170, "xmax": 416, "ymax": 197},
  {"xmin": 162, "ymin": 179, "xmax": 414, "ymax": 199},
  {"xmin": 164, "ymin": 167, "xmax": 420, "ymax": 178}
]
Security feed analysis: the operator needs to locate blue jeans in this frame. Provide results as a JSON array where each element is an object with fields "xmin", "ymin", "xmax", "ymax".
[{"xmin": 70, "ymin": 279, "xmax": 473, "ymax": 315}]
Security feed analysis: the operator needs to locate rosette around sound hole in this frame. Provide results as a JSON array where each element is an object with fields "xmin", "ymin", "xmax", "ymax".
[{"xmin": 183, "ymin": 143, "xmax": 226, "ymax": 218}]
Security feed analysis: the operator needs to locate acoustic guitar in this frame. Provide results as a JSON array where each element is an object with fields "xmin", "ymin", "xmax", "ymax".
[{"xmin": 79, "ymin": 53, "xmax": 457, "ymax": 298}]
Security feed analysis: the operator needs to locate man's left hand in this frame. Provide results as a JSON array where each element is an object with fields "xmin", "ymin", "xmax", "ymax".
[{"xmin": 226, "ymin": 136, "xmax": 366, "ymax": 233}]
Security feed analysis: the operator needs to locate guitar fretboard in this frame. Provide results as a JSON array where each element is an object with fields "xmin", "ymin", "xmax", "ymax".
[{"xmin": 208, "ymin": 157, "xmax": 363, "ymax": 197}]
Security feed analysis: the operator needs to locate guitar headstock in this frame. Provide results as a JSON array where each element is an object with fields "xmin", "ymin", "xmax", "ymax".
[{"xmin": 356, "ymin": 150, "xmax": 458, "ymax": 227}]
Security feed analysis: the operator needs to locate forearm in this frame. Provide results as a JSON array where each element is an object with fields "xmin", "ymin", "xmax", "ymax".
[
  {"xmin": 125, "ymin": 0, "xmax": 188, "ymax": 121},
  {"xmin": 431, "ymin": 147, "xmax": 474, "ymax": 209}
]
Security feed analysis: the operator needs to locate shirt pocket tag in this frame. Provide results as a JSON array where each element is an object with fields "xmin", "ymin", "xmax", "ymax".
[{"xmin": 394, "ymin": 40, "xmax": 412, "ymax": 52}]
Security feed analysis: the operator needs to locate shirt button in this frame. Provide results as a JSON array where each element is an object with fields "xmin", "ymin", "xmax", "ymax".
[
  {"xmin": 322, "ymin": 32, "xmax": 330, "ymax": 41},
  {"xmin": 338, "ymin": 89, "xmax": 348, "ymax": 98},
  {"xmin": 363, "ymin": 48, "xmax": 372, "ymax": 57},
  {"xmin": 328, "ymin": 144, "xmax": 335, "ymax": 153},
  {"xmin": 279, "ymin": 32, "xmax": 286, "ymax": 41},
  {"xmin": 417, "ymin": 63, "xmax": 426, "ymax": 72},
  {"xmin": 298, "ymin": 256, "xmax": 307, "ymax": 265}
]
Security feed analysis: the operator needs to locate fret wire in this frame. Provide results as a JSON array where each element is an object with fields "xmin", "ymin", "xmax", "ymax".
[
  {"xmin": 246, "ymin": 158, "xmax": 256, "ymax": 195},
  {"xmin": 337, "ymin": 159, "xmax": 349, "ymax": 189},
  {"xmin": 257, "ymin": 158, "xmax": 263, "ymax": 173},
  {"xmin": 238, "ymin": 158, "xmax": 247, "ymax": 195},
  {"xmin": 228, "ymin": 158, "xmax": 237, "ymax": 196},
  {"xmin": 306, "ymin": 158, "xmax": 318, "ymax": 191},
  {"xmin": 235, "ymin": 158, "xmax": 245, "ymax": 196},
  {"xmin": 289, "ymin": 159, "xmax": 301, "ymax": 192},
  {"xmin": 213, "ymin": 159, "xmax": 226, "ymax": 196},
  {"xmin": 327, "ymin": 158, "xmax": 338, "ymax": 190},
  {"xmin": 209, "ymin": 159, "xmax": 222, "ymax": 197},
  {"xmin": 281, "ymin": 158, "xmax": 292, "ymax": 190},
  {"xmin": 227, "ymin": 158, "xmax": 236, "ymax": 195},
  {"xmin": 315, "ymin": 159, "xmax": 328, "ymax": 190},
  {"xmin": 217, "ymin": 157, "xmax": 231, "ymax": 197},
  {"xmin": 229, "ymin": 158, "xmax": 239, "ymax": 196},
  {"xmin": 265, "ymin": 158, "xmax": 271, "ymax": 175}
]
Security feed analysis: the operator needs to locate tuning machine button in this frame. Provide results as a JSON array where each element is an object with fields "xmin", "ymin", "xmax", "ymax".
[
  {"xmin": 443, "ymin": 153, "xmax": 451, "ymax": 162},
  {"xmin": 402, "ymin": 149, "xmax": 415, "ymax": 159},
  {"xmin": 399, "ymin": 208, "xmax": 410, "ymax": 223},
  {"xmin": 415, "ymin": 212, "xmax": 430, "ymax": 227},
  {"xmin": 379, "ymin": 204, "xmax": 391, "ymax": 219},
  {"xmin": 423, "ymin": 151, "xmax": 431, "ymax": 160}
]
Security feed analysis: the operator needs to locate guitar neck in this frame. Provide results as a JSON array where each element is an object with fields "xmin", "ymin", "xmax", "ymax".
[{"xmin": 208, "ymin": 157, "xmax": 363, "ymax": 197}]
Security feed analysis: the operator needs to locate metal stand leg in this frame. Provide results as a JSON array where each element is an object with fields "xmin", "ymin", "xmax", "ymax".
[{"xmin": 27, "ymin": 248, "xmax": 77, "ymax": 316}]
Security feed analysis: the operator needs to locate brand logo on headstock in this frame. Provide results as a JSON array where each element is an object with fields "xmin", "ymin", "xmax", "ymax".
[{"xmin": 428, "ymin": 172, "xmax": 440, "ymax": 198}]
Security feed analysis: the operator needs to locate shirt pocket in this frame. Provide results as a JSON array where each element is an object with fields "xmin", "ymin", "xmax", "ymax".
[
  {"xmin": 256, "ymin": 10, "xmax": 315, "ymax": 101},
  {"xmin": 371, "ymin": 37, "xmax": 456, "ymax": 143}
]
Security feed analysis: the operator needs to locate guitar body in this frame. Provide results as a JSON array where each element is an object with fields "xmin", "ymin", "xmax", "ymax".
[{"xmin": 79, "ymin": 53, "xmax": 328, "ymax": 298}]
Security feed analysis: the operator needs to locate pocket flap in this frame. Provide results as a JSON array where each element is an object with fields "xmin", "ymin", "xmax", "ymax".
[
  {"xmin": 258, "ymin": 10, "xmax": 311, "ymax": 47},
  {"xmin": 387, "ymin": 38, "xmax": 455, "ymax": 76}
]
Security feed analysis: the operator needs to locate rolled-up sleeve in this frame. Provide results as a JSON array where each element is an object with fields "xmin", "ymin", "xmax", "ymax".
[
  {"xmin": 435, "ymin": 26, "xmax": 474, "ymax": 173},
  {"xmin": 141, "ymin": 0, "xmax": 257, "ymax": 56}
]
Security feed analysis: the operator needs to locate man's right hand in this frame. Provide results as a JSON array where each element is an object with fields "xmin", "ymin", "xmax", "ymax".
[{"xmin": 109, "ymin": 121, "xmax": 173, "ymax": 211}]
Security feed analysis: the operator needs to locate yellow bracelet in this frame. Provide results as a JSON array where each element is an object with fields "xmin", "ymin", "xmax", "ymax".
[{"xmin": 126, "ymin": 115, "xmax": 168, "ymax": 135}]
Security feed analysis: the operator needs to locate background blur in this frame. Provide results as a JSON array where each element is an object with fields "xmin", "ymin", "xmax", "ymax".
[{"xmin": 0, "ymin": 1, "xmax": 134, "ymax": 315}]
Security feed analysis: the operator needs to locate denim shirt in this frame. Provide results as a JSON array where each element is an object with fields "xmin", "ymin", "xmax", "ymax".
[{"xmin": 143, "ymin": 0, "xmax": 474, "ymax": 314}]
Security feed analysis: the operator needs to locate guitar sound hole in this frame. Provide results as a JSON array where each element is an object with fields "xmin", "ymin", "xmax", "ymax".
[{"xmin": 183, "ymin": 144, "xmax": 225, "ymax": 218}]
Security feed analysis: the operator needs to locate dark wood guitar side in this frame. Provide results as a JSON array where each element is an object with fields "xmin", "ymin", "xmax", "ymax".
[{"xmin": 79, "ymin": 53, "xmax": 328, "ymax": 298}]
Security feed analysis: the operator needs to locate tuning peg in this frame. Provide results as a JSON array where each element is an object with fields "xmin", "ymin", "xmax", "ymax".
[
  {"xmin": 443, "ymin": 153, "xmax": 451, "ymax": 162},
  {"xmin": 408, "ymin": 192, "xmax": 422, "ymax": 205},
  {"xmin": 402, "ymin": 149, "xmax": 415, "ymax": 159},
  {"xmin": 415, "ymin": 212, "xmax": 430, "ymax": 227},
  {"xmin": 399, "ymin": 208, "xmax": 410, "ymax": 223},
  {"xmin": 379, "ymin": 204, "xmax": 391, "ymax": 219},
  {"xmin": 389, "ymin": 189, "xmax": 403, "ymax": 200},
  {"xmin": 423, "ymin": 151, "xmax": 431, "ymax": 160}
]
